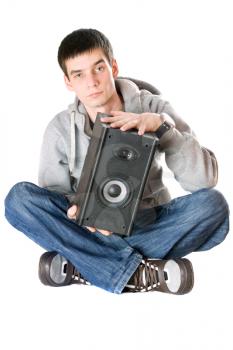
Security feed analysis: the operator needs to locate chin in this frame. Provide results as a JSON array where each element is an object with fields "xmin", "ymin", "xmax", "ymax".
[{"xmin": 91, "ymin": 99, "xmax": 108, "ymax": 109}]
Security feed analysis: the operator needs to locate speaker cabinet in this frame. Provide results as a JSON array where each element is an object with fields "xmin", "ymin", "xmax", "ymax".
[{"xmin": 74, "ymin": 113, "xmax": 158, "ymax": 236}]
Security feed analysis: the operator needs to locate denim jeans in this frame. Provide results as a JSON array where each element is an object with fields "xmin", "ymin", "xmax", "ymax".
[{"xmin": 4, "ymin": 182, "xmax": 229, "ymax": 294}]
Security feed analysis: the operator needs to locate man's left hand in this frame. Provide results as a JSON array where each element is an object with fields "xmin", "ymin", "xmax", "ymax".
[{"xmin": 101, "ymin": 111, "xmax": 163, "ymax": 135}]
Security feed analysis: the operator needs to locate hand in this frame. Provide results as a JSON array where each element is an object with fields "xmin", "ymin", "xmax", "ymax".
[
  {"xmin": 67, "ymin": 205, "xmax": 113, "ymax": 236},
  {"xmin": 101, "ymin": 111, "xmax": 163, "ymax": 135},
  {"xmin": 67, "ymin": 204, "xmax": 80, "ymax": 220}
]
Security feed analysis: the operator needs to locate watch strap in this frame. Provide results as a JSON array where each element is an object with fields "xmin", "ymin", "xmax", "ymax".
[{"xmin": 155, "ymin": 120, "xmax": 172, "ymax": 139}]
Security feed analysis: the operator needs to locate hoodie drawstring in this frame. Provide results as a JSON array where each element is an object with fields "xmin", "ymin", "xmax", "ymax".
[{"xmin": 70, "ymin": 110, "xmax": 76, "ymax": 175}]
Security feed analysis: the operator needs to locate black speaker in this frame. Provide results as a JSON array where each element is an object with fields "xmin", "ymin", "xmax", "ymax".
[{"xmin": 73, "ymin": 113, "xmax": 158, "ymax": 236}]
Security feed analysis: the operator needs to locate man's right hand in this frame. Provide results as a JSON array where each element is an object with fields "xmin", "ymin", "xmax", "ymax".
[{"xmin": 67, "ymin": 204, "xmax": 112, "ymax": 236}]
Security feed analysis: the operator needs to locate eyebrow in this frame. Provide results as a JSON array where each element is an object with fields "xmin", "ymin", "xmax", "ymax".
[{"xmin": 70, "ymin": 59, "xmax": 105, "ymax": 76}]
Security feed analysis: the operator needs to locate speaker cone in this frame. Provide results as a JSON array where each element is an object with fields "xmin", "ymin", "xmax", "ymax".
[{"xmin": 102, "ymin": 179, "xmax": 130, "ymax": 204}]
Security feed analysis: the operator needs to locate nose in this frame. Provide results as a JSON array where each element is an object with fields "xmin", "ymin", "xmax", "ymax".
[{"xmin": 87, "ymin": 73, "xmax": 99, "ymax": 89}]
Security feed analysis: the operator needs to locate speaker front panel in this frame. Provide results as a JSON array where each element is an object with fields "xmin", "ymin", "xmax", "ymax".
[{"xmin": 76, "ymin": 114, "xmax": 158, "ymax": 235}]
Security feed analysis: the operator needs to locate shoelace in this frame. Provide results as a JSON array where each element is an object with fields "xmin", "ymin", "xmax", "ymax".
[
  {"xmin": 126, "ymin": 259, "xmax": 161, "ymax": 292},
  {"xmin": 72, "ymin": 267, "xmax": 91, "ymax": 285}
]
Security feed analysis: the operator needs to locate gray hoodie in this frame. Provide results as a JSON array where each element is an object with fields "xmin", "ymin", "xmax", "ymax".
[{"xmin": 38, "ymin": 78, "xmax": 218, "ymax": 209}]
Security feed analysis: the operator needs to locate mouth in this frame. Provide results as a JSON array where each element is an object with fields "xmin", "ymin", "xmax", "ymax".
[{"xmin": 87, "ymin": 92, "xmax": 103, "ymax": 98}]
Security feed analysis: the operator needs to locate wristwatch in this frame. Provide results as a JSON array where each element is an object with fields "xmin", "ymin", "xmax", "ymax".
[{"xmin": 155, "ymin": 113, "xmax": 173, "ymax": 139}]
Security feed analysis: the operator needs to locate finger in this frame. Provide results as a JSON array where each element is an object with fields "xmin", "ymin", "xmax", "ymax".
[
  {"xmin": 98, "ymin": 229, "xmax": 113, "ymax": 236},
  {"xmin": 110, "ymin": 110, "xmax": 127, "ymax": 116},
  {"xmin": 86, "ymin": 226, "xmax": 96, "ymax": 232},
  {"xmin": 67, "ymin": 205, "xmax": 77, "ymax": 216},
  {"xmin": 100, "ymin": 116, "xmax": 116, "ymax": 123},
  {"xmin": 138, "ymin": 124, "xmax": 146, "ymax": 135},
  {"xmin": 110, "ymin": 117, "xmax": 134, "ymax": 128},
  {"xmin": 102, "ymin": 115, "xmax": 135, "ymax": 128},
  {"xmin": 67, "ymin": 205, "xmax": 78, "ymax": 219},
  {"xmin": 120, "ymin": 119, "xmax": 139, "ymax": 131},
  {"xmin": 101, "ymin": 115, "xmax": 126, "ymax": 124}
]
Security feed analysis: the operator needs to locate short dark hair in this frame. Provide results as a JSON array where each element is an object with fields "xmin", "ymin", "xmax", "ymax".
[{"xmin": 58, "ymin": 28, "xmax": 114, "ymax": 77}]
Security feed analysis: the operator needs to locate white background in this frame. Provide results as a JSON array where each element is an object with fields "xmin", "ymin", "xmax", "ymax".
[{"xmin": 0, "ymin": 1, "xmax": 232, "ymax": 349}]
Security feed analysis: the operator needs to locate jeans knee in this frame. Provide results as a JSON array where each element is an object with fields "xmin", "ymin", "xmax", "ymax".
[
  {"xmin": 5, "ymin": 181, "xmax": 35, "ymax": 212},
  {"xmin": 195, "ymin": 188, "xmax": 229, "ymax": 218}
]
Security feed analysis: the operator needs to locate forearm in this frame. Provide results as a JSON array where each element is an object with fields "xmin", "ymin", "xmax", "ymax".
[
  {"xmin": 38, "ymin": 126, "xmax": 74, "ymax": 195},
  {"xmin": 160, "ymin": 127, "xmax": 218, "ymax": 191}
]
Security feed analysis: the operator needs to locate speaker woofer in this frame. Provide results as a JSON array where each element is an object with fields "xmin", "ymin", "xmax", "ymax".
[{"xmin": 102, "ymin": 179, "xmax": 129, "ymax": 204}]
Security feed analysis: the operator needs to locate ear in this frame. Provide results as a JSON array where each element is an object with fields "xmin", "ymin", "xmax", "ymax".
[
  {"xmin": 111, "ymin": 59, "xmax": 119, "ymax": 79},
  {"xmin": 64, "ymin": 75, "xmax": 74, "ymax": 91}
]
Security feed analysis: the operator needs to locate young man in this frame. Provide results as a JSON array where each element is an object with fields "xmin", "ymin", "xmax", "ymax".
[{"xmin": 4, "ymin": 29, "xmax": 229, "ymax": 295}]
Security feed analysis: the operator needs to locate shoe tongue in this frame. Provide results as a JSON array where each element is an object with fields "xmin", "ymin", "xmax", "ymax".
[
  {"xmin": 142, "ymin": 260, "xmax": 159, "ymax": 289},
  {"xmin": 142, "ymin": 268, "xmax": 147, "ymax": 286}
]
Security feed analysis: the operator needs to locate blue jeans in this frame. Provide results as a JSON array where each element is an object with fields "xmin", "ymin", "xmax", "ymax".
[{"xmin": 4, "ymin": 182, "xmax": 229, "ymax": 294}]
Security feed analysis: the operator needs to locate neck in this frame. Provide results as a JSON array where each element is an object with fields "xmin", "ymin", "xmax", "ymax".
[{"xmin": 85, "ymin": 91, "xmax": 123, "ymax": 122}]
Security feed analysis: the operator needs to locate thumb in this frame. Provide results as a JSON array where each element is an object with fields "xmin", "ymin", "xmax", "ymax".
[{"xmin": 67, "ymin": 205, "xmax": 77, "ymax": 218}]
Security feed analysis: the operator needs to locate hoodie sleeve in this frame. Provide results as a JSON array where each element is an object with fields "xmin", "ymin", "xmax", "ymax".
[
  {"xmin": 147, "ymin": 95, "xmax": 218, "ymax": 192},
  {"xmin": 38, "ymin": 119, "xmax": 73, "ymax": 196}
]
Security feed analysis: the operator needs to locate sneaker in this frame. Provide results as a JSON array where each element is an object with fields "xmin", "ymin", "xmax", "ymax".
[
  {"xmin": 38, "ymin": 251, "xmax": 90, "ymax": 287},
  {"xmin": 124, "ymin": 258, "xmax": 194, "ymax": 295}
]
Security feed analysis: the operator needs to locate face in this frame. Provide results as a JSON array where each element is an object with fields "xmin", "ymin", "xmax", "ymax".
[{"xmin": 64, "ymin": 48, "xmax": 119, "ymax": 111}]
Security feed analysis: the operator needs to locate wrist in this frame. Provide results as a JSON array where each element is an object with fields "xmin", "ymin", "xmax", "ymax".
[
  {"xmin": 155, "ymin": 113, "xmax": 175, "ymax": 139},
  {"xmin": 160, "ymin": 112, "xmax": 175, "ymax": 126}
]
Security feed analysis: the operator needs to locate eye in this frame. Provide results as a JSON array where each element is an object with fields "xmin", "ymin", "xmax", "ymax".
[
  {"xmin": 96, "ymin": 66, "xmax": 104, "ymax": 72},
  {"xmin": 75, "ymin": 73, "xmax": 82, "ymax": 78}
]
